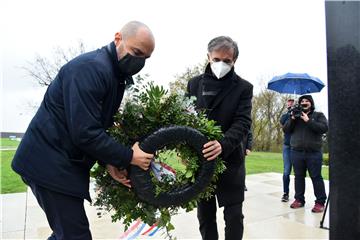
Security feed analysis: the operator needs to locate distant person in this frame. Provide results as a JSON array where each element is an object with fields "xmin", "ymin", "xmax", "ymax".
[
  {"xmin": 283, "ymin": 95, "xmax": 328, "ymax": 213},
  {"xmin": 187, "ymin": 36, "xmax": 253, "ymax": 240},
  {"xmin": 279, "ymin": 98, "xmax": 295, "ymax": 202},
  {"xmin": 244, "ymin": 130, "xmax": 253, "ymax": 191},
  {"xmin": 12, "ymin": 21, "xmax": 155, "ymax": 240}
]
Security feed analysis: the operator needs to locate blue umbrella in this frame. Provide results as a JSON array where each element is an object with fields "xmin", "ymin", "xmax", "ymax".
[{"xmin": 267, "ymin": 72, "xmax": 325, "ymax": 95}]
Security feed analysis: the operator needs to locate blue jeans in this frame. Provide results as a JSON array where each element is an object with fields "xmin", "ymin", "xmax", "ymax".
[
  {"xmin": 291, "ymin": 149, "xmax": 327, "ymax": 205},
  {"xmin": 282, "ymin": 145, "xmax": 292, "ymax": 194}
]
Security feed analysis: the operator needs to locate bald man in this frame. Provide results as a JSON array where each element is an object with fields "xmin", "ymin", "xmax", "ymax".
[{"xmin": 12, "ymin": 21, "xmax": 155, "ymax": 240}]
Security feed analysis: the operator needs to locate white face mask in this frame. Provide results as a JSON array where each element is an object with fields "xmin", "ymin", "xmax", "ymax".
[{"xmin": 210, "ymin": 61, "xmax": 232, "ymax": 79}]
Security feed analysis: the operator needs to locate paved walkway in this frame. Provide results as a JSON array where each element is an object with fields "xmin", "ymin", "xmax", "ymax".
[
  {"xmin": 0, "ymin": 148, "xmax": 18, "ymax": 151},
  {"xmin": 1, "ymin": 173, "xmax": 329, "ymax": 239}
]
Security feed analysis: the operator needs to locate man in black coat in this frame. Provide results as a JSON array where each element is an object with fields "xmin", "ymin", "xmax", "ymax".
[
  {"xmin": 244, "ymin": 130, "xmax": 253, "ymax": 191},
  {"xmin": 12, "ymin": 21, "xmax": 155, "ymax": 240},
  {"xmin": 187, "ymin": 36, "xmax": 253, "ymax": 240}
]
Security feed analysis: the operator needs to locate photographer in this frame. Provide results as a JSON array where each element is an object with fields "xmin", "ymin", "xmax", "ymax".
[{"xmin": 283, "ymin": 95, "xmax": 328, "ymax": 213}]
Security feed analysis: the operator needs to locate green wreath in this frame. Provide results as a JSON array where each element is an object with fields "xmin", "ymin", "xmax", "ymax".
[{"xmin": 91, "ymin": 81, "xmax": 226, "ymax": 237}]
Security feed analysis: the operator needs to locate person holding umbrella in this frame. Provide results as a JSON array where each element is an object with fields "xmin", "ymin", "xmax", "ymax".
[
  {"xmin": 279, "ymin": 98, "xmax": 295, "ymax": 202},
  {"xmin": 283, "ymin": 95, "xmax": 328, "ymax": 213}
]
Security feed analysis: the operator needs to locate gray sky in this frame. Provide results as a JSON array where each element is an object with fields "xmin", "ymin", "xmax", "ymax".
[{"xmin": 1, "ymin": 0, "xmax": 328, "ymax": 132}]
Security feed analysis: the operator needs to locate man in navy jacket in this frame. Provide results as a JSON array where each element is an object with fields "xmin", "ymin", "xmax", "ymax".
[{"xmin": 12, "ymin": 21, "xmax": 155, "ymax": 240}]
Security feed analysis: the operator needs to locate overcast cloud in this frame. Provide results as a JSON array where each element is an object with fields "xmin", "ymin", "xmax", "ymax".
[{"xmin": 1, "ymin": 0, "xmax": 328, "ymax": 132}]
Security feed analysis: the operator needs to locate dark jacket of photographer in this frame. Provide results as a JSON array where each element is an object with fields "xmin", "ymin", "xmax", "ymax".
[{"xmin": 283, "ymin": 96, "xmax": 328, "ymax": 152}]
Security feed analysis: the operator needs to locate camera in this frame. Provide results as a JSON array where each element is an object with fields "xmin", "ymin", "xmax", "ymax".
[{"xmin": 290, "ymin": 104, "xmax": 303, "ymax": 119}]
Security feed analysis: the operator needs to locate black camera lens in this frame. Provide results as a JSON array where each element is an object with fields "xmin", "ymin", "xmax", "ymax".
[{"xmin": 290, "ymin": 104, "xmax": 303, "ymax": 118}]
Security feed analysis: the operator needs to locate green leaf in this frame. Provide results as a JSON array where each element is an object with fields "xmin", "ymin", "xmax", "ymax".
[
  {"xmin": 185, "ymin": 170, "xmax": 193, "ymax": 178},
  {"xmin": 92, "ymin": 80, "xmax": 225, "ymax": 238}
]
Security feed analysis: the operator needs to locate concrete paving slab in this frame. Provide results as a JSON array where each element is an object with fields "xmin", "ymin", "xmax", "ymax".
[
  {"xmin": 244, "ymin": 216, "xmax": 328, "ymax": 239},
  {"xmin": 1, "ymin": 173, "xmax": 330, "ymax": 239},
  {"xmin": 246, "ymin": 173, "xmax": 279, "ymax": 182},
  {"xmin": 1, "ymin": 192, "xmax": 27, "ymax": 232},
  {"xmin": 284, "ymin": 206, "xmax": 330, "ymax": 229},
  {"xmin": 1, "ymin": 230, "xmax": 24, "ymax": 239}
]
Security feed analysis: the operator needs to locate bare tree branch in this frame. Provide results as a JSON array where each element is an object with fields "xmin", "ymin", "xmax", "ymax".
[{"xmin": 23, "ymin": 40, "xmax": 88, "ymax": 87}]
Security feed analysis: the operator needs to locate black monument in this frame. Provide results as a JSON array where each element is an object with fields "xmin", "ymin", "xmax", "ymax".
[{"xmin": 325, "ymin": 1, "xmax": 360, "ymax": 239}]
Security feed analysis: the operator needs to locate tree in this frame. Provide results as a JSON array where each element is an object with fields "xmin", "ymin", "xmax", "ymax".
[
  {"xmin": 251, "ymin": 87, "xmax": 291, "ymax": 152},
  {"xmin": 170, "ymin": 63, "xmax": 292, "ymax": 152},
  {"xmin": 169, "ymin": 60, "xmax": 207, "ymax": 94},
  {"xmin": 23, "ymin": 40, "xmax": 87, "ymax": 86}
]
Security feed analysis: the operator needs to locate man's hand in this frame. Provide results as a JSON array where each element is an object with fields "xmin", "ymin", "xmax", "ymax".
[
  {"xmin": 203, "ymin": 140, "xmax": 222, "ymax": 161},
  {"xmin": 290, "ymin": 111, "xmax": 296, "ymax": 120},
  {"xmin": 245, "ymin": 149, "xmax": 251, "ymax": 156},
  {"xmin": 301, "ymin": 112, "xmax": 309, "ymax": 122},
  {"xmin": 131, "ymin": 142, "xmax": 154, "ymax": 170},
  {"xmin": 106, "ymin": 165, "xmax": 131, "ymax": 188}
]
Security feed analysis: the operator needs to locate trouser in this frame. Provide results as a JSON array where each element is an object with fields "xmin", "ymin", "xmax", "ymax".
[
  {"xmin": 23, "ymin": 177, "xmax": 92, "ymax": 240},
  {"xmin": 282, "ymin": 144, "xmax": 292, "ymax": 194},
  {"xmin": 291, "ymin": 149, "xmax": 327, "ymax": 205},
  {"xmin": 197, "ymin": 197, "xmax": 244, "ymax": 240}
]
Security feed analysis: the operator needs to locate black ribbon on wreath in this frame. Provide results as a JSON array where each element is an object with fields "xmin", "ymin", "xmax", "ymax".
[{"xmin": 130, "ymin": 125, "xmax": 216, "ymax": 207}]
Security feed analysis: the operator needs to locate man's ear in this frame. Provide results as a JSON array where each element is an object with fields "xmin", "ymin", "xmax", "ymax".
[
  {"xmin": 114, "ymin": 32, "xmax": 122, "ymax": 45},
  {"xmin": 233, "ymin": 57, "xmax": 238, "ymax": 65},
  {"xmin": 207, "ymin": 53, "xmax": 211, "ymax": 62}
]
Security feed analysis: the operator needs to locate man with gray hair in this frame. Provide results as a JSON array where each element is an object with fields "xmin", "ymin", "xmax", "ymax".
[
  {"xmin": 187, "ymin": 36, "xmax": 253, "ymax": 240},
  {"xmin": 12, "ymin": 21, "xmax": 155, "ymax": 240}
]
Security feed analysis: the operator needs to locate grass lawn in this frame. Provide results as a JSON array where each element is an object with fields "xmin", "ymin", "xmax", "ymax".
[
  {"xmin": 1, "ymin": 150, "xmax": 27, "ymax": 193},
  {"xmin": 0, "ymin": 150, "xmax": 329, "ymax": 194},
  {"xmin": 0, "ymin": 138, "xmax": 21, "ymax": 148},
  {"xmin": 246, "ymin": 151, "xmax": 329, "ymax": 180}
]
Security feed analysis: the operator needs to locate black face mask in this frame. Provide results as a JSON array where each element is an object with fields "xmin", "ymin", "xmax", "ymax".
[
  {"xmin": 301, "ymin": 103, "xmax": 311, "ymax": 112},
  {"xmin": 118, "ymin": 53, "xmax": 146, "ymax": 76}
]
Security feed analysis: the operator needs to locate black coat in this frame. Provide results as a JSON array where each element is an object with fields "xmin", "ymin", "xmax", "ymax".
[
  {"xmin": 283, "ymin": 111, "xmax": 328, "ymax": 151},
  {"xmin": 245, "ymin": 130, "xmax": 253, "ymax": 151},
  {"xmin": 187, "ymin": 65, "xmax": 253, "ymax": 206},
  {"xmin": 12, "ymin": 42, "xmax": 133, "ymax": 201}
]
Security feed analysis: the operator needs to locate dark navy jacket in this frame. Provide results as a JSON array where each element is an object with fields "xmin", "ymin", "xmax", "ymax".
[
  {"xmin": 12, "ymin": 42, "xmax": 133, "ymax": 201},
  {"xmin": 280, "ymin": 111, "xmax": 291, "ymax": 145}
]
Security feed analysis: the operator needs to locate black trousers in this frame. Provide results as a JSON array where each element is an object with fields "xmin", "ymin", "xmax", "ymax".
[
  {"xmin": 23, "ymin": 178, "xmax": 92, "ymax": 240},
  {"xmin": 291, "ymin": 150, "xmax": 327, "ymax": 205},
  {"xmin": 197, "ymin": 196, "xmax": 244, "ymax": 240}
]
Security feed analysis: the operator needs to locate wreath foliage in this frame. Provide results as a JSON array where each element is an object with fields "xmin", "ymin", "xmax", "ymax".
[{"xmin": 91, "ymin": 81, "xmax": 226, "ymax": 237}]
